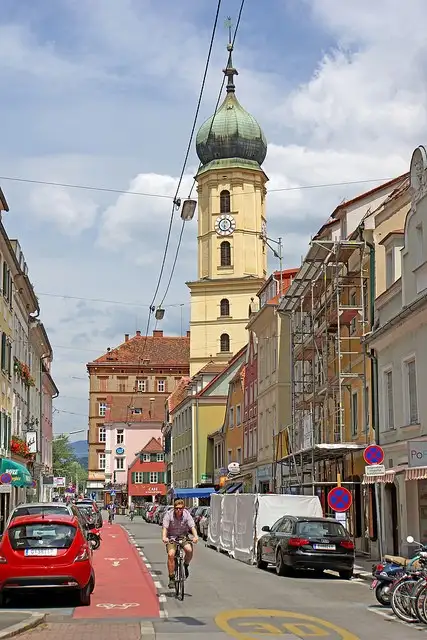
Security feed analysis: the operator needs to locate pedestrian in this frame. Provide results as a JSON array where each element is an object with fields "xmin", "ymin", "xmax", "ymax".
[{"xmin": 129, "ymin": 501, "xmax": 135, "ymax": 521}]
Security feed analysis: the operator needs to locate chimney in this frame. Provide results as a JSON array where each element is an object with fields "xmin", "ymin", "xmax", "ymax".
[
  {"xmin": 153, "ymin": 330, "xmax": 163, "ymax": 337},
  {"xmin": 124, "ymin": 334, "xmax": 129, "ymax": 342},
  {"xmin": 186, "ymin": 330, "xmax": 190, "ymax": 337},
  {"xmin": 136, "ymin": 330, "xmax": 141, "ymax": 336}
]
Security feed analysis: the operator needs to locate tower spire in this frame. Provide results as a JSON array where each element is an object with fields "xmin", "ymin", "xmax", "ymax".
[{"xmin": 223, "ymin": 16, "xmax": 238, "ymax": 93}]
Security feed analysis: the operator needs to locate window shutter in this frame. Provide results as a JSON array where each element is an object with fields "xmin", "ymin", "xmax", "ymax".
[
  {"xmin": 150, "ymin": 453, "xmax": 156, "ymax": 462},
  {"xmin": 131, "ymin": 472, "xmax": 136, "ymax": 483},
  {"xmin": 1, "ymin": 333, "xmax": 5, "ymax": 371},
  {"xmin": 158, "ymin": 472, "xmax": 165, "ymax": 484},
  {"xmin": 6, "ymin": 415, "xmax": 11, "ymax": 451},
  {"xmin": 0, "ymin": 412, "xmax": 3, "ymax": 451},
  {"xmin": 143, "ymin": 472, "xmax": 150, "ymax": 483},
  {"xmin": 7, "ymin": 342, "xmax": 11, "ymax": 377},
  {"xmin": 2, "ymin": 263, "xmax": 6, "ymax": 296}
]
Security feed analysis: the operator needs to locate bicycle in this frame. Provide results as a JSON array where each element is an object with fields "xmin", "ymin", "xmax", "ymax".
[{"xmin": 166, "ymin": 536, "xmax": 194, "ymax": 601}]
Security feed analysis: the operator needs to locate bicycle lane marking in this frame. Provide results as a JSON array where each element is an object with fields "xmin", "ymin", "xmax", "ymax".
[
  {"xmin": 215, "ymin": 609, "xmax": 359, "ymax": 640},
  {"xmin": 72, "ymin": 522, "xmax": 160, "ymax": 619}
]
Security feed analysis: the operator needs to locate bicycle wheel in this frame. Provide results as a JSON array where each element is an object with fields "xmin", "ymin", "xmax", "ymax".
[
  {"xmin": 175, "ymin": 556, "xmax": 185, "ymax": 601},
  {"xmin": 391, "ymin": 578, "xmax": 420, "ymax": 623},
  {"xmin": 406, "ymin": 577, "xmax": 426, "ymax": 622},
  {"xmin": 418, "ymin": 582, "xmax": 427, "ymax": 623}
]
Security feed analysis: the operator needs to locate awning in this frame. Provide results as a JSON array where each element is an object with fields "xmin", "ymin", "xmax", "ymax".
[
  {"xmin": 363, "ymin": 470, "xmax": 396, "ymax": 484},
  {"xmin": 226, "ymin": 483, "xmax": 243, "ymax": 494},
  {"xmin": 174, "ymin": 487, "xmax": 216, "ymax": 499},
  {"xmin": 405, "ymin": 466, "xmax": 427, "ymax": 481},
  {"xmin": 0, "ymin": 458, "xmax": 33, "ymax": 488}
]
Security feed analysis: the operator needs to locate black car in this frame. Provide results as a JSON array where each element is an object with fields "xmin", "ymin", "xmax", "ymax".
[
  {"xmin": 75, "ymin": 499, "xmax": 103, "ymax": 528},
  {"xmin": 256, "ymin": 516, "xmax": 354, "ymax": 580}
]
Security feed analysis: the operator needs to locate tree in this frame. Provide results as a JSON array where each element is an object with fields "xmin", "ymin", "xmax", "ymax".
[{"xmin": 52, "ymin": 435, "xmax": 87, "ymax": 491}]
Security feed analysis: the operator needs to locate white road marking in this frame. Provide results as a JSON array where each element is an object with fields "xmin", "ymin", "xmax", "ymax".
[
  {"xmin": 368, "ymin": 605, "xmax": 427, "ymax": 632},
  {"xmin": 97, "ymin": 603, "xmax": 140, "ymax": 610}
]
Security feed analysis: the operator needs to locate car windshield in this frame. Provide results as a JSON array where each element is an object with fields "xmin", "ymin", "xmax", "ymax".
[
  {"xmin": 296, "ymin": 521, "xmax": 347, "ymax": 538},
  {"xmin": 9, "ymin": 523, "xmax": 76, "ymax": 549},
  {"xmin": 12, "ymin": 506, "xmax": 69, "ymax": 518}
]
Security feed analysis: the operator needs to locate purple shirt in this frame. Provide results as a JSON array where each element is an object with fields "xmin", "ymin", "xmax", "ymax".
[{"xmin": 162, "ymin": 508, "xmax": 195, "ymax": 537}]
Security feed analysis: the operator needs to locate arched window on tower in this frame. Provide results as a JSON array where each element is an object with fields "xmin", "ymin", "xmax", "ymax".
[
  {"xmin": 220, "ymin": 298, "xmax": 230, "ymax": 316},
  {"xmin": 220, "ymin": 333, "xmax": 230, "ymax": 352},
  {"xmin": 220, "ymin": 190, "xmax": 231, "ymax": 214},
  {"xmin": 220, "ymin": 241, "xmax": 231, "ymax": 266}
]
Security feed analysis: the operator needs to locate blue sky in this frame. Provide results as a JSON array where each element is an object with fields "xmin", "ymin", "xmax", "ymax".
[{"xmin": 0, "ymin": 0, "xmax": 425, "ymax": 438}]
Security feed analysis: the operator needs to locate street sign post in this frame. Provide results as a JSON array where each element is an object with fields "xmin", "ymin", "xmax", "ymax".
[
  {"xmin": 363, "ymin": 445, "xmax": 384, "ymax": 465},
  {"xmin": 327, "ymin": 486, "xmax": 352, "ymax": 513},
  {"xmin": 365, "ymin": 464, "xmax": 386, "ymax": 477}
]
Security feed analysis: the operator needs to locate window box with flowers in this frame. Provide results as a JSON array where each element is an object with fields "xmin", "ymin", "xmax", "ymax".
[
  {"xmin": 10, "ymin": 436, "xmax": 33, "ymax": 459},
  {"xmin": 13, "ymin": 358, "xmax": 35, "ymax": 387}
]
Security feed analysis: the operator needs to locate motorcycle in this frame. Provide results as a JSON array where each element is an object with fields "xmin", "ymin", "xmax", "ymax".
[
  {"xmin": 371, "ymin": 542, "xmax": 427, "ymax": 606},
  {"xmin": 87, "ymin": 527, "xmax": 102, "ymax": 550}
]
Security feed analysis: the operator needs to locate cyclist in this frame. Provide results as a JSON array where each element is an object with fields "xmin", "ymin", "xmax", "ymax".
[
  {"xmin": 108, "ymin": 501, "xmax": 117, "ymax": 524},
  {"xmin": 162, "ymin": 498, "xmax": 198, "ymax": 589}
]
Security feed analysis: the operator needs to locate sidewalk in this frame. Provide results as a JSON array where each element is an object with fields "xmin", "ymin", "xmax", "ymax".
[{"xmin": 0, "ymin": 611, "xmax": 45, "ymax": 639}]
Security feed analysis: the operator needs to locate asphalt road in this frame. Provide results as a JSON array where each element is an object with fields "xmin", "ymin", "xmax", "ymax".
[{"xmin": 123, "ymin": 516, "xmax": 427, "ymax": 639}]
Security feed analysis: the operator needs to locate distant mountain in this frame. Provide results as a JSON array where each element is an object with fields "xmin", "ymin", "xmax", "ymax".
[
  {"xmin": 71, "ymin": 440, "xmax": 88, "ymax": 469},
  {"xmin": 71, "ymin": 440, "xmax": 88, "ymax": 457}
]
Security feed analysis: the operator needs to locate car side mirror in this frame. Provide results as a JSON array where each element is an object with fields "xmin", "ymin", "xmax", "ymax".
[{"xmin": 261, "ymin": 525, "xmax": 270, "ymax": 532}]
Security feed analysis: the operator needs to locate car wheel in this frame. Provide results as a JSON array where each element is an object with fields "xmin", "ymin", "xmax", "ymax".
[
  {"xmin": 339, "ymin": 569, "xmax": 353, "ymax": 580},
  {"xmin": 0, "ymin": 592, "xmax": 4, "ymax": 608},
  {"xmin": 77, "ymin": 581, "xmax": 92, "ymax": 606},
  {"xmin": 89, "ymin": 574, "xmax": 95, "ymax": 593},
  {"xmin": 275, "ymin": 550, "xmax": 288, "ymax": 576},
  {"xmin": 256, "ymin": 545, "xmax": 267, "ymax": 570}
]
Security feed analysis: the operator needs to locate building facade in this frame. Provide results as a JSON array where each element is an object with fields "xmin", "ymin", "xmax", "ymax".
[
  {"xmin": 248, "ymin": 270, "xmax": 297, "ymax": 493},
  {"xmin": 187, "ymin": 43, "xmax": 268, "ymax": 376},
  {"xmin": 366, "ymin": 146, "xmax": 427, "ymax": 555},
  {"xmin": 86, "ymin": 329, "xmax": 189, "ymax": 500},
  {"xmin": 240, "ymin": 331, "xmax": 258, "ymax": 490},
  {"xmin": 128, "ymin": 437, "xmax": 166, "ymax": 504}
]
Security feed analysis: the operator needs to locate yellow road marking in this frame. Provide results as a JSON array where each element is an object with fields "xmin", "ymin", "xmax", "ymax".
[{"xmin": 215, "ymin": 609, "xmax": 360, "ymax": 640}]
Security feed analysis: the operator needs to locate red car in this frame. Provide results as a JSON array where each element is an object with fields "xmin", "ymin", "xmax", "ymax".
[{"xmin": 0, "ymin": 514, "xmax": 95, "ymax": 606}]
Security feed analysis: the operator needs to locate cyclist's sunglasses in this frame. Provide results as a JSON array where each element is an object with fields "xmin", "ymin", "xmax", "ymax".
[{"xmin": 174, "ymin": 506, "xmax": 184, "ymax": 511}]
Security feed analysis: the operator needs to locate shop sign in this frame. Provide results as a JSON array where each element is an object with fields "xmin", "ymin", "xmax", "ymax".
[
  {"xmin": 256, "ymin": 465, "xmax": 272, "ymax": 481},
  {"xmin": 408, "ymin": 440, "xmax": 427, "ymax": 467},
  {"xmin": 200, "ymin": 474, "xmax": 212, "ymax": 483}
]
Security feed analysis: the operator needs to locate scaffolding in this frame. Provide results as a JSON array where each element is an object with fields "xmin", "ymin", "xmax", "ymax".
[{"xmin": 274, "ymin": 239, "xmax": 369, "ymax": 495}]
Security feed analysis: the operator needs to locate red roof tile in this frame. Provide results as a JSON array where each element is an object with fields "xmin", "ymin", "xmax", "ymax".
[
  {"xmin": 141, "ymin": 437, "xmax": 163, "ymax": 454},
  {"xmin": 168, "ymin": 377, "xmax": 191, "ymax": 413},
  {"xmin": 88, "ymin": 331, "xmax": 190, "ymax": 367}
]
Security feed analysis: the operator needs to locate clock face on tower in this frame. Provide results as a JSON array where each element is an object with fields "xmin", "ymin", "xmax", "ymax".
[{"xmin": 215, "ymin": 214, "xmax": 236, "ymax": 236}]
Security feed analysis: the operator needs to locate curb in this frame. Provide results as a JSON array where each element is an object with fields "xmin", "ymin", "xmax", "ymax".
[
  {"xmin": 353, "ymin": 567, "xmax": 372, "ymax": 582},
  {"xmin": 121, "ymin": 525, "xmax": 168, "ymax": 619},
  {"xmin": 0, "ymin": 612, "xmax": 46, "ymax": 639}
]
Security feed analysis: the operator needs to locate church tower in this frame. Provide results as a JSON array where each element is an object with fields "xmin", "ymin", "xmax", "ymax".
[{"xmin": 187, "ymin": 41, "xmax": 268, "ymax": 376}]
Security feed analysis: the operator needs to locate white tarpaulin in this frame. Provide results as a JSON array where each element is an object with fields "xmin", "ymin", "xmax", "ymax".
[
  {"xmin": 234, "ymin": 494, "xmax": 257, "ymax": 563},
  {"xmin": 207, "ymin": 493, "xmax": 222, "ymax": 548},
  {"xmin": 208, "ymin": 493, "xmax": 323, "ymax": 564},
  {"xmin": 256, "ymin": 494, "xmax": 323, "ymax": 542},
  {"xmin": 219, "ymin": 492, "xmax": 237, "ymax": 555}
]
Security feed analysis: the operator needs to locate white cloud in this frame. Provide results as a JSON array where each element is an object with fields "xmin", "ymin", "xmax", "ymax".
[{"xmin": 29, "ymin": 185, "xmax": 99, "ymax": 235}]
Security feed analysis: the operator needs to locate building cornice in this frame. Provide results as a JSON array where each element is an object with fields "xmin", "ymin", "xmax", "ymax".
[{"xmin": 186, "ymin": 276, "xmax": 265, "ymax": 292}]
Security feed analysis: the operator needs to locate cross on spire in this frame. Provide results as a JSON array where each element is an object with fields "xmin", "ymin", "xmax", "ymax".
[{"xmin": 223, "ymin": 16, "xmax": 238, "ymax": 93}]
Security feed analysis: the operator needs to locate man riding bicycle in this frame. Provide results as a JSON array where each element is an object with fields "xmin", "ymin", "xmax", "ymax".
[{"xmin": 162, "ymin": 498, "xmax": 198, "ymax": 589}]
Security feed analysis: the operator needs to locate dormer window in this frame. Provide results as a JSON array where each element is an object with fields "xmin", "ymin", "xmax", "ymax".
[
  {"xmin": 381, "ymin": 230, "xmax": 405, "ymax": 290},
  {"xmin": 340, "ymin": 216, "xmax": 347, "ymax": 240}
]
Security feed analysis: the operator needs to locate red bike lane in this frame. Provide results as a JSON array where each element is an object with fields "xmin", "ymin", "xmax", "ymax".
[{"xmin": 72, "ymin": 521, "xmax": 159, "ymax": 619}]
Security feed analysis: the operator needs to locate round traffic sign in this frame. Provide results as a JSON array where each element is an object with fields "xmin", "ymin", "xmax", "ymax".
[
  {"xmin": 327, "ymin": 486, "xmax": 352, "ymax": 513},
  {"xmin": 0, "ymin": 473, "xmax": 12, "ymax": 484},
  {"xmin": 363, "ymin": 444, "xmax": 384, "ymax": 465}
]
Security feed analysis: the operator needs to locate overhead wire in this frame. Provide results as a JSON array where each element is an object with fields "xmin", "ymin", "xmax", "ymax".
[
  {"xmin": 157, "ymin": 0, "xmax": 246, "ymax": 308},
  {"xmin": 125, "ymin": 0, "xmax": 223, "ymax": 421}
]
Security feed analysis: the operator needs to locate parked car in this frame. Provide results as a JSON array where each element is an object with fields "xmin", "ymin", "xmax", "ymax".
[
  {"xmin": 194, "ymin": 507, "xmax": 209, "ymax": 534},
  {"xmin": 146, "ymin": 505, "xmax": 159, "ymax": 523},
  {"xmin": 0, "ymin": 514, "xmax": 95, "ymax": 606},
  {"xmin": 199, "ymin": 508, "xmax": 210, "ymax": 540},
  {"xmin": 5, "ymin": 503, "xmax": 89, "ymax": 533},
  {"xmin": 75, "ymin": 499, "xmax": 103, "ymax": 528},
  {"xmin": 256, "ymin": 516, "xmax": 355, "ymax": 580}
]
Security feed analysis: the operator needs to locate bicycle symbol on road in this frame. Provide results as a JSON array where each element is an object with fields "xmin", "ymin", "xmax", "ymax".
[{"xmin": 97, "ymin": 603, "xmax": 140, "ymax": 610}]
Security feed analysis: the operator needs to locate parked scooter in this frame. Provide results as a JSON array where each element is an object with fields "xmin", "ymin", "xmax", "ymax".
[
  {"xmin": 87, "ymin": 527, "xmax": 102, "ymax": 550},
  {"xmin": 371, "ymin": 541, "xmax": 427, "ymax": 606}
]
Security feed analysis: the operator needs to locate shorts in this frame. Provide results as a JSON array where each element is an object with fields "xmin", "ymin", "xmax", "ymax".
[{"xmin": 166, "ymin": 538, "xmax": 193, "ymax": 553}]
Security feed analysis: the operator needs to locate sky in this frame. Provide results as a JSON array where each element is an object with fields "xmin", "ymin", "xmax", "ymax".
[{"xmin": 0, "ymin": 0, "xmax": 425, "ymax": 439}]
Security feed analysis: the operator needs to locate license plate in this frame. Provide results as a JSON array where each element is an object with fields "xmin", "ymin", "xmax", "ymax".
[
  {"xmin": 24, "ymin": 548, "xmax": 58, "ymax": 557},
  {"xmin": 371, "ymin": 579, "xmax": 378, "ymax": 589},
  {"xmin": 313, "ymin": 544, "xmax": 335, "ymax": 550}
]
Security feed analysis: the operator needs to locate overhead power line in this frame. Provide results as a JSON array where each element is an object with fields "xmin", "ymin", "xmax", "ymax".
[{"xmin": 0, "ymin": 174, "xmax": 395, "ymax": 200}]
